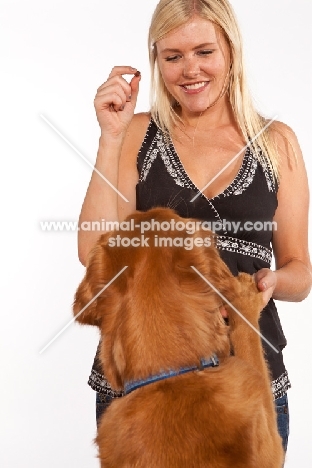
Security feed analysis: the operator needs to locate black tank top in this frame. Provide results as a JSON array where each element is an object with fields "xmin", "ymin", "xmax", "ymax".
[{"xmin": 88, "ymin": 118, "xmax": 291, "ymax": 400}]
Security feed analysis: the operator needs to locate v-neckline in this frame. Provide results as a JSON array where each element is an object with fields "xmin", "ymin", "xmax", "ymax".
[{"xmin": 167, "ymin": 135, "xmax": 251, "ymax": 202}]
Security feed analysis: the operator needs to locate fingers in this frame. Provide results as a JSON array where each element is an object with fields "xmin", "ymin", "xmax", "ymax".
[
  {"xmin": 108, "ymin": 65, "xmax": 138, "ymax": 79},
  {"xmin": 95, "ymin": 66, "xmax": 141, "ymax": 113},
  {"xmin": 253, "ymin": 269, "xmax": 277, "ymax": 308},
  {"xmin": 254, "ymin": 268, "xmax": 275, "ymax": 292},
  {"xmin": 96, "ymin": 80, "xmax": 131, "ymax": 112},
  {"xmin": 129, "ymin": 71, "xmax": 141, "ymax": 104},
  {"xmin": 95, "ymin": 84, "xmax": 128, "ymax": 113}
]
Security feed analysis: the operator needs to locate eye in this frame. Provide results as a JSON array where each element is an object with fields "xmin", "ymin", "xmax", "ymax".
[
  {"xmin": 165, "ymin": 55, "xmax": 181, "ymax": 62},
  {"xmin": 197, "ymin": 49, "xmax": 214, "ymax": 56}
]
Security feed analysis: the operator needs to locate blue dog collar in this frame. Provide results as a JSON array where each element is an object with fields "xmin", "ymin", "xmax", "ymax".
[{"xmin": 124, "ymin": 354, "xmax": 219, "ymax": 395}]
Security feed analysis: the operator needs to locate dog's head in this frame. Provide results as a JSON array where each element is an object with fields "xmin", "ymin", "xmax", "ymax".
[{"xmin": 73, "ymin": 208, "xmax": 241, "ymax": 390}]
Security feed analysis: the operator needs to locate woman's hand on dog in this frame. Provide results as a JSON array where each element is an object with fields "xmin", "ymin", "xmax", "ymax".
[
  {"xmin": 254, "ymin": 268, "xmax": 277, "ymax": 307},
  {"xmin": 220, "ymin": 268, "xmax": 276, "ymax": 319}
]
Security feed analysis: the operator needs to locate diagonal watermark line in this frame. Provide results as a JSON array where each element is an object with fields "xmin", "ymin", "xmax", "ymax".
[
  {"xmin": 190, "ymin": 116, "xmax": 278, "ymax": 202},
  {"xmin": 39, "ymin": 266, "xmax": 128, "ymax": 354},
  {"xmin": 40, "ymin": 114, "xmax": 129, "ymax": 203},
  {"xmin": 191, "ymin": 266, "xmax": 279, "ymax": 354}
]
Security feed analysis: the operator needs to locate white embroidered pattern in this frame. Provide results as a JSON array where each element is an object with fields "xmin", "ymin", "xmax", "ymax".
[
  {"xmin": 139, "ymin": 125, "xmax": 276, "ymax": 195},
  {"xmin": 216, "ymin": 235, "xmax": 272, "ymax": 264},
  {"xmin": 88, "ymin": 369, "xmax": 124, "ymax": 397},
  {"xmin": 225, "ymin": 150, "xmax": 258, "ymax": 197},
  {"xmin": 260, "ymin": 158, "xmax": 275, "ymax": 192},
  {"xmin": 272, "ymin": 371, "xmax": 291, "ymax": 400}
]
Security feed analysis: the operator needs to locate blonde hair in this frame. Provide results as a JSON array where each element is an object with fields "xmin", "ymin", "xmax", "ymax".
[{"xmin": 148, "ymin": 0, "xmax": 281, "ymax": 180}]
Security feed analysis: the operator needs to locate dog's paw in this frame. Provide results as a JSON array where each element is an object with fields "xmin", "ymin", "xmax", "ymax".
[{"xmin": 225, "ymin": 273, "xmax": 264, "ymax": 327}]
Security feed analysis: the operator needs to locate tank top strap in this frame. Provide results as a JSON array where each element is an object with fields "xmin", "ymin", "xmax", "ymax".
[{"xmin": 137, "ymin": 118, "xmax": 159, "ymax": 176}]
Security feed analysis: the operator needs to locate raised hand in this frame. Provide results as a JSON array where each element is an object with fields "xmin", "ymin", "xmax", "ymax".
[{"xmin": 94, "ymin": 66, "xmax": 141, "ymax": 141}]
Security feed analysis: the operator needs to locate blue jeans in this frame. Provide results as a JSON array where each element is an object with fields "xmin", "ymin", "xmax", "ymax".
[
  {"xmin": 275, "ymin": 394, "xmax": 290, "ymax": 452},
  {"xmin": 96, "ymin": 392, "xmax": 289, "ymax": 452}
]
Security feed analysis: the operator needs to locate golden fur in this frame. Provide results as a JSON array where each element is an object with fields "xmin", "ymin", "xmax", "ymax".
[{"xmin": 73, "ymin": 207, "xmax": 284, "ymax": 467}]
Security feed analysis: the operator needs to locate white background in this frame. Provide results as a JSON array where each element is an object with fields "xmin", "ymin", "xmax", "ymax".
[{"xmin": 1, "ymin": 0, "xmax": 311, "ymax": 466}]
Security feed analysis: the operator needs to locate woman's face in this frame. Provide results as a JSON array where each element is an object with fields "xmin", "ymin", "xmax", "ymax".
[{"xmin": 156, "ymin": 16, "xmax": 231, "ymax": 117}]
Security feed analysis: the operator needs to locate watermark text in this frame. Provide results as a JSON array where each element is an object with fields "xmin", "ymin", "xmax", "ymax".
[{"xmin": 40, "ymin": 218, "xmax": 277, "ymax": 235}]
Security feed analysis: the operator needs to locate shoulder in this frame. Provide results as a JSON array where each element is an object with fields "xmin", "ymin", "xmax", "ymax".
[
  {"xmin": 267, "ymin": 120, "xmax": 309, "ymax": 198},
  {"xmin": 129, "ymin": 111, "xmax": 151, "ymax": 129},
  {"xmin": 117, "ymin": 113, "xmax": 152, "ymax": 218},
  {"xmin": 124, "ymin": 112, "xmax": 151, "ymax": 146},
  {"xmin": 269, "ymin": 119, "xmax": 298, "ymax": 144},
  {"xmin": 120, "ymin": 112, "xmax": 151, "ymax": 162},
  {"xmin": 119, "ymin": 112, "xmax": 151, "ymax": 170},
  {"xmin": 268, "ymin": 119, "xmax": 302, "ymax": 171}
]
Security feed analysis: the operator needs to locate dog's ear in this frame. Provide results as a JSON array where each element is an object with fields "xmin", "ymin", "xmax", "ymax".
[
  {"xmin": 103, "ymin": 328, "xmax": 126, "ymax": 391},
  {"xmin": 73, "ymin": 232, "xmax": 112, "ymax": 327},
  {"xmin": 73, "ymin": 232, "xmax": 128, "ymax": 390}
]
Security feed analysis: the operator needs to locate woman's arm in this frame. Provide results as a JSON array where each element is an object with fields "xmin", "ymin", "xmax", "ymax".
[
  {"xmin": 77, "ymin": 67, "xmax": 147, "ymax": 266},
  {"xmin": 255, "ymin": 121, "xmax": 312, "ymax": 304}
]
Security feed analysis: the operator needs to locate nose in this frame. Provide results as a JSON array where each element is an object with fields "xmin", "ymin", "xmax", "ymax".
[{"xmin": 182, "ymin": 57, "xmax": 200, "ymax": 79}]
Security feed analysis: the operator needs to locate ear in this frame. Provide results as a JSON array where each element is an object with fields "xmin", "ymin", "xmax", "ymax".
[
  {"xmin": 100, "ymin": 328, "xmax": 126, "ymax": 390},
  {"xmin": 73, "ymin": 233, "xmax": 111, "ymax": 327}
]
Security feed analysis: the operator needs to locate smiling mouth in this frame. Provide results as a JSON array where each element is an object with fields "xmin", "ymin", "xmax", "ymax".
[
  {"xmin": 180, "ymin": 81, "xmax": 210, "ymax": 92},
  {"xmin": 182, "ymin": 81, "xmax": 207, "ymax": 89}
]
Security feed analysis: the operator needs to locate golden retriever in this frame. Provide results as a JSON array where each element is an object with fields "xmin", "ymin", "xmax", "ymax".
[{"xmin": 73, "ymin": 207, "xmax": 284, "ymax": 467}]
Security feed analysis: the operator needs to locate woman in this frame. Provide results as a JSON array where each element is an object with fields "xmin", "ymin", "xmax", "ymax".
[{"xmin": 78, "ymin": 0, "xmax": 311, "ymax": 452}]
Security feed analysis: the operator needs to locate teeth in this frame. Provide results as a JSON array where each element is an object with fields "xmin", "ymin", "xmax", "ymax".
[{"xmin": 183, "ymin": 81, "xmax": 207, "ymax": 90}]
